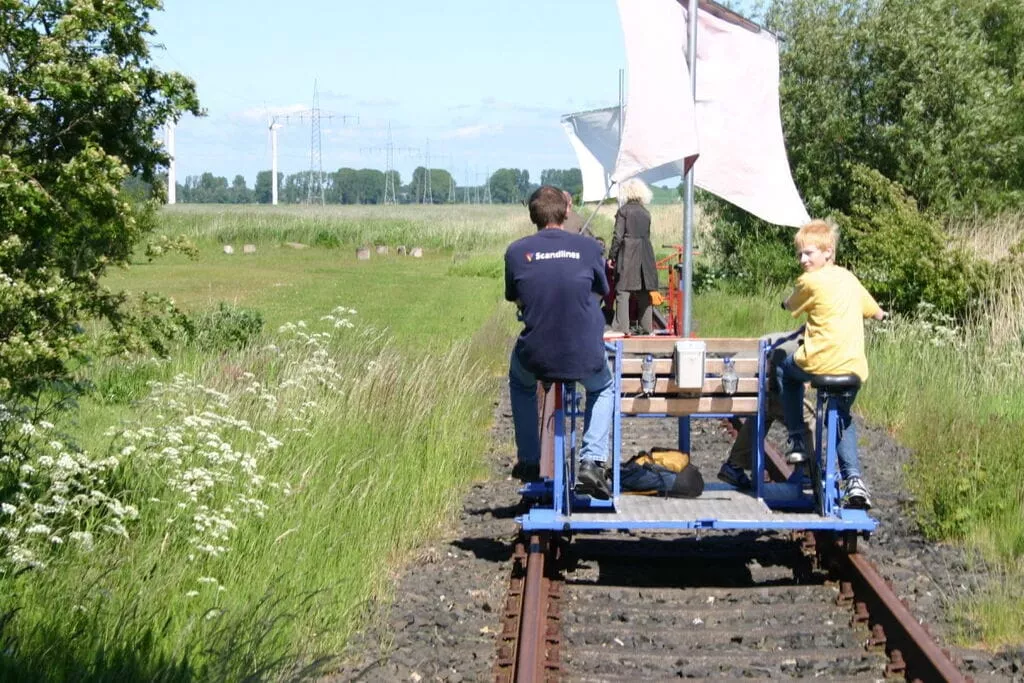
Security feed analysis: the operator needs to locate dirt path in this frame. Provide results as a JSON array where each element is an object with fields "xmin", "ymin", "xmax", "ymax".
[{"xmin": 333, "ymin": 386, "xmax": 1022, "ymax": 682}]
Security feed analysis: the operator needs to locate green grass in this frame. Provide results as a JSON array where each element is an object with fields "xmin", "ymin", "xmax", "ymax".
[
  {"xmin": 0, "ymin": 206, "xmax": 520, "ymax": 680},
  {"xmin": 154, "ymin": 203, "xmax": 534, "ymax": 253}
]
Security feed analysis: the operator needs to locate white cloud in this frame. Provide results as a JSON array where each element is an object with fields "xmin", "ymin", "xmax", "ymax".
[
  {"xmin": 232, "ymin": 103, "xmax": 309, "ymax": 122},
  {"xmin": 437, "ymin": 123, "xmax": 504, "ymax": 140}
]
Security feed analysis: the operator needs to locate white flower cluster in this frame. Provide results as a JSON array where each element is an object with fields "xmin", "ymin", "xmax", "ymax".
[
  {"xmin": 873, "ymin": 301, "xmax": 964, "ymax": 349},
  {"xmin": 109, "ymin": 375, "xmax": 282, "ymax": 560},
  {"xmin": 0, "ymin": 404, "xmax": 131, "ymax": 571},
  {"xmin": 0, "ymin": 304, "xmax": 360, "ymax": 580},
  {"xmin": 271, "ymin": 306, "xmax": 360, "ymax": 431}
]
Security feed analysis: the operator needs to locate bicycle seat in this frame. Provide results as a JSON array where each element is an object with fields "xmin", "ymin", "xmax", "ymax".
[{"xmin": 809, "ymin": 374, "xmax": 861, "ymax": 391}]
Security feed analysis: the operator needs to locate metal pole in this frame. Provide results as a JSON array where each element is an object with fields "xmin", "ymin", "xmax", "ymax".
[
  {"xmin": 271, "ymin": 122, "xmax": 280, "ymax": 205},
  {"xmin": 617, "ymin": 68, "xmax": 624, "ymax": 202},
  {"xmin": 165, "ymin": 122, "xmax": 176, "ymax": 205},
  {"xmin": 682, "ymin": 0, "xmax": 698, "ymax": 335}
]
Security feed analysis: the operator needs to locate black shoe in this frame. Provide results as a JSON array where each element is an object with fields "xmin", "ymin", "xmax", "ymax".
[
  {"xmin": 511, "ymin": 461, "xmax": 540, "ymax": 483},
  {"xmin": 576, "ymin": 460, "xmax": 611, "ymax": 500}
]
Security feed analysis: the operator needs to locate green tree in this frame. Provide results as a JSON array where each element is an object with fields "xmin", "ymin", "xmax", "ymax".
[
  {"xmin": 767, "ymin": 0, "xmax": 1024, "ymax": 215},
  {"xmin": 228, "ymin": 174, "xmax": 251, "ymax": 204},
  {"xmin": 488, "ymin": 168, "xmax": 530, "ymax": 203},
  {"xmin": 254, "ymin": 170, "xmax": 283, "ymax": 204},
  {"xmin": 540, "ymin": 168, "xmax": 583, "ymax": 197},
  {"xmin": 409, "ymin": 167, "xmax": 454, "ymax": 203},
  {"xmin": 0, "ymin": 0, "xmax": 200, "ymax": 405}
]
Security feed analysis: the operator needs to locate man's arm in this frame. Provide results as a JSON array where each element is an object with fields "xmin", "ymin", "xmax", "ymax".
[
  {"xmin": 504, "ymin": 250, "xmax": 517, "ymax": 303},
  {"xmin": 591, "ymin": 246, "xmax": 609, "ymax": 297}
]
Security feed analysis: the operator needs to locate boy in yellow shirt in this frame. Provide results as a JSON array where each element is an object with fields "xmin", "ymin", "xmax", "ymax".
[{"xmin": 779, "ymin": 220, "xmax": 886, "ymax": 509}]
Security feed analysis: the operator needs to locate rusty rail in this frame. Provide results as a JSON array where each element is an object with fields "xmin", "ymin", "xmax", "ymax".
[
  {"xmin": 495, "ymin": 534, "xmax": 562, "ymax": 682},
  {"xmin": 804, "ymin": 532, "xmax": 972, "ymax": 683}
]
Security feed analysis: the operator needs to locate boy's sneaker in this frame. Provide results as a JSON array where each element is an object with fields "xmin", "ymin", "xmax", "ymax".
[
  {"xmin": 576, "ymin": 459, "xmax": 611, "ymax": 500},
  {"xmin": 843, "ymin": 476, "xmax": 872, "ymax": 510},
  {"xmin": 717, "ymin": 462, "xmax": 752, "ymax": 490},
  {"xmin": 785, "ymin": 436, "xmax": 809, "ymax": 464},
  {"xmin": 511, "ymin": 461, "xmax": 540, "ymax": 483}
]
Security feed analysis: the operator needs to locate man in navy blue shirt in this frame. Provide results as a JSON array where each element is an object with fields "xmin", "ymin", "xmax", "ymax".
[{"xmin": 505, "ymin": 185, "xmax": 613, "ymax": 498}]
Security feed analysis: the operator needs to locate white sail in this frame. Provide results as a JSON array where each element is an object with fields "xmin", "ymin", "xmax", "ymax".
[{"xmin": 563, "ymin": 0, "xmax": 810, "ymax": 227}]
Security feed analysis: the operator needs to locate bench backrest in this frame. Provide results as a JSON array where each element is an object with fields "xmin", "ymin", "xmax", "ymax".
[{"xmin": 615, "ymin": 337, "xmax": 762, "ymax": 416}]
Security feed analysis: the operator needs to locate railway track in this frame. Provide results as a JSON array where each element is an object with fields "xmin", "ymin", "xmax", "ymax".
[{"xmin": 495, "ymin": 530, "xmax": 971, "ymax": 682}]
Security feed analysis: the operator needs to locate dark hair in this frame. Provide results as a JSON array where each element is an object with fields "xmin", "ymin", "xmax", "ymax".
[{"xmin": 528, "ymin": 185, "xmax": 567, "ymax": 229}]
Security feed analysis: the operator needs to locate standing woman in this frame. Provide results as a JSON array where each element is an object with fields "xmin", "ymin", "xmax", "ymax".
[{"xmin": 608, "ymin": 178, "xmax": 657, "ymax": 334}]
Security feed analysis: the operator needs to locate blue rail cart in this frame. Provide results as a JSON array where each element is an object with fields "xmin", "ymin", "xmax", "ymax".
[{"xmin": 518, "ymin": 335, "xmax": 877, "ymax": 536}]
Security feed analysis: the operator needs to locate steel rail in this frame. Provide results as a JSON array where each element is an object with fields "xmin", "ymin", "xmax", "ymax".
[
  {"xmin": 837, "ymin": 547, "xmax": 972, "ymax": 683},
  {"xmin": 515, "ymin": 534, "xmax": 548, "ymax": 682}
]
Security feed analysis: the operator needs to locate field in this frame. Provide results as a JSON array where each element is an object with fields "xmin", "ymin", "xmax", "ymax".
[{"xmin": 1, "ymin": 203, "xmax": 1021, "ymax": 680}]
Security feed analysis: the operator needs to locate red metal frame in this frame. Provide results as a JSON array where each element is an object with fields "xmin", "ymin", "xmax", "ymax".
[{"xmin": 656, "ymin": 244, "xmax": 686, "ymax": 336}]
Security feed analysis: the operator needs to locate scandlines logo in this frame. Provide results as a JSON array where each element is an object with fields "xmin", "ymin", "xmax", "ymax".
[{"xmin": 525, "ymin": 250, "xmax": 581, "ymax": 262}]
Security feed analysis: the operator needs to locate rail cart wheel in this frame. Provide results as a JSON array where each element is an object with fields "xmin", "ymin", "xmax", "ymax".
[{"xmin": 842, "ymin": 530, "xmax": 859, "ymax": 554}]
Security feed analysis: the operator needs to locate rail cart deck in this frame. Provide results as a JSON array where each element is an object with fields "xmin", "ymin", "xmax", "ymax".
[{"xmin": 518, "ymin": 335, "xmax": 878, "ymax": 535}]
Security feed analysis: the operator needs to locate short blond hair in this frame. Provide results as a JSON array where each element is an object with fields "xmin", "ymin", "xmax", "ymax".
[
  {"xmin": 619, "ymin": 178, "xmax": 652, "ymax": 205},
  {"xmin": 795, "ymin": 219, "xmax": 838, "ymax": 255}
]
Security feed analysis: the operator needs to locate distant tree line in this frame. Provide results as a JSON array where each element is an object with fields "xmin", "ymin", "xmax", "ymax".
[{"xmin": 173, "ymin": 167, "xmax": 585, "ymax": 205}]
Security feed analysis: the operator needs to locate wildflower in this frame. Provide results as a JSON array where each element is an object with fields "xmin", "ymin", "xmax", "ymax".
[
  {"xmin": 185, "ymin": 590, "xmax": 199, "ymax": 598},
  {"xmin": 1, "ymin": 503, "xmax": 15, "ymax": 516},
  {"xmin": 69, "ymin": 531, "xmax": 94, "ymax": 550}
]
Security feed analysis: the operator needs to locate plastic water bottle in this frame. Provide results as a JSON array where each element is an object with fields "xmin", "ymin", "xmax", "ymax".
[
  {"xmin": 641, "ymin": 353, "xmax": 656, "ymax": 395},
  {"xmin": 722, "ymin": 357, "xmax": 738, "ymax": 395}
]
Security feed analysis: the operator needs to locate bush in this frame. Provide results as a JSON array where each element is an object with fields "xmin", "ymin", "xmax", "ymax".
[
  {"xmin": 839, "ymin": 165, "xmax": 986, "ymax": 318},
  {"xmin": 190, "ymin": 303, "xmax": 264, "ymax": 351},
  {"xmin": 313, "ymin": 231, "xmax": 341, "ymax": 248},
  {"xmin": 698, "ymin": 165, "xmax": 988, "ymax": 319},
  {"xmin": 696, "ymin": 197, "xmax": 799, "ymax": 294}
]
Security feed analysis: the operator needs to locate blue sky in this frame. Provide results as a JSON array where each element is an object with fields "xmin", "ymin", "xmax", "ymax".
[
  {"xmin": 152, "ymin": 0, "xmax": 758, "ymax": 189},
  {"xmin": 152, "ymin": 1, "xmax": 631, "ymax": 188}
]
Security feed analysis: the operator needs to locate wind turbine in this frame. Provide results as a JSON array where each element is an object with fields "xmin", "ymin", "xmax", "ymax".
[{"xmin": 268, "ymin": 116, "xmax": 282, "ymax": 205}]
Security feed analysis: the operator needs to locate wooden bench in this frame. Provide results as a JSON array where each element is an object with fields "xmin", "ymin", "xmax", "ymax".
[{"xmin": 614, "ymin": 337, "xmax": 763, "ymax": 416}]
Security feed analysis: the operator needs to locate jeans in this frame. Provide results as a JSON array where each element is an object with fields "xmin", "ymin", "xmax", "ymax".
[
  {"xmin": 776, "ymin": 353, "xmax": 861, "ymax": 480},
  {"xmin": 509, "ymin": 347, "xmax": 614, "ymax": 466}
]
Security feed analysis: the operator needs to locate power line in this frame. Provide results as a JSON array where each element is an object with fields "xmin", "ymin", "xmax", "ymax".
[
  {"xmin": 421, "ymin": 138, "xmax": 432, "ymax": 204},
  {"xmin": 362, "ymin": 121, "xmax": 417, "ymax": 204},
  {"xmin": 448, "ymin": 154, "xmax": 456, "ymax": 203},
  {"xmin": 307, "ymin": 81, "xmax": 325, "ymax": 205},
  {"xmin": 273, "ymin": 80, "xmax": 357, "ymax": 206}
]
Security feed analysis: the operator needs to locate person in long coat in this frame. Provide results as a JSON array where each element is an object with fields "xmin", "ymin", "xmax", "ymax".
[{"xmin": 608, "ymin": 178, "xmax": 658, "ymax": 334}]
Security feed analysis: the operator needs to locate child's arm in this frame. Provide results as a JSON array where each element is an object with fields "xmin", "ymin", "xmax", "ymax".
[
  {"xmin": 858, "ymin": 280, "xmax": 885, "ymax": 320},
  {"xmin": 782, "ymin": 281, "xmax": 811, "ymax": 314}
]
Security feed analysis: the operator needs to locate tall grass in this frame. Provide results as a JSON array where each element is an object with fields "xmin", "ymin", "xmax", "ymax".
[
  {"xmin": 1, "ymin": 203, "xmax": 520, "ymax": 679},
  {"xmin": 0, "ymin": 308, "xmax": 512, "ymax": 680},
  {"xmin": 948, "ymin": 211, "xmax": 1024, "ymax": 263},
  {"xmin": 157, "ymin": 204, "xmax": 533, "ymax": 252}
]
